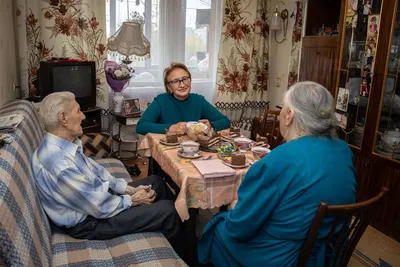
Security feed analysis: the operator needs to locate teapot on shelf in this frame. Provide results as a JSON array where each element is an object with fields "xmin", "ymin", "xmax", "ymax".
[{"xmin": 381, "ymin": 128, "xmax": 400, "ymax": 151}]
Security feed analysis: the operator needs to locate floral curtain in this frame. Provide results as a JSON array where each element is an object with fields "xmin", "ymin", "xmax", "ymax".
[
  {"xmin": 15, "ymin": 0, "xmax": 108, "ymax": 108},
  {"xmin": 214, "ymin": 0, "xmax": 269, "ymax": 130},
  {"xmin": 287, "ymin": 0, "xmax": 306, "ymax": 88}
]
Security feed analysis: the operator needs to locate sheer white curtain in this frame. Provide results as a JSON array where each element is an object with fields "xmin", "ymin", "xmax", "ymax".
[{"xmin": 106, "ymin": 0, "xmax": 223, "ymax": 107}]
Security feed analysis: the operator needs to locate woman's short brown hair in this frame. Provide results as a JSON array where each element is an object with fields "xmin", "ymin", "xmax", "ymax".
[{"xmin": 163, "ymin": 62, "xmax": 191, "ymax": 94}]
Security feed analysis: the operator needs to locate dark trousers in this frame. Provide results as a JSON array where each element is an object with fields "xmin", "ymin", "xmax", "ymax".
[{"xmin": 62, "ymin": 175, "xmax": 183, "ymax": 255}]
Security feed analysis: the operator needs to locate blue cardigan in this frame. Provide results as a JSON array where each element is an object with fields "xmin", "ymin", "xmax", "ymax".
[
  {"xmin": 198, "ymin": 136, "xmax": 357, "ymax": 266},
  {"xmin": 136, "ymin": 93, "xmax": 230, "ymax": 135}
]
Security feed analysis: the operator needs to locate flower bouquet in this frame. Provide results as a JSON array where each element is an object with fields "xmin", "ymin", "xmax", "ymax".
[
  {"xmin": 105, "ymin": 60, "xmax": 134, "ymax": 112},
  {"xmin": 104, "ymin": 60, "xmax": 134, "ymax": 92}
]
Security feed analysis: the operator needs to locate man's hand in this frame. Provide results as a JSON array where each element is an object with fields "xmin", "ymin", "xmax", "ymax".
[
  {"xmin": 169, "ymin": 122, "xmax": 186, "ymax": 136},
  {"xmin": 125, "ymin": 185, "xmax": 151, "ymax": 195},
  {"xmin": 131, "ymin": 189, "xmax": 156, "ymax": 205}
]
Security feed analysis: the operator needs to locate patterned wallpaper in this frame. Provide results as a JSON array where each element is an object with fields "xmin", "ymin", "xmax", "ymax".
[{"xmin": 0, "ymin": 0, "xmax": 18, "ymax": 107}]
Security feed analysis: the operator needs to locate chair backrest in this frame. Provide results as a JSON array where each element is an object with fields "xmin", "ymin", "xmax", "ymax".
[
  {"xmin": 262, "ymin": 109, "xmax": 282, "ymax": 149},
  {"xmin": 297, "ymin": 187, "xmax": 388, "ymax": 267}
]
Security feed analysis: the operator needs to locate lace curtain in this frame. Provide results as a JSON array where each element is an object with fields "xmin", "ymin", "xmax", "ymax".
[
  {"xmin": 107, "ymin": 0, "xmax": 224, "ymax": 106},
  {"xmin": 15, "ymin": 0, "xmax": 108, "ymax": 109},
  {"xmin": 214, "ymin": 0, "xmax": 270, "ymax": 131}
]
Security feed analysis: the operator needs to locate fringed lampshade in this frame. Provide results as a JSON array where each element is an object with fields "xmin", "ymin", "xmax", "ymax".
[{"xmin": 107, "ymin": 20, "xmax": 150, "ymax": 64}]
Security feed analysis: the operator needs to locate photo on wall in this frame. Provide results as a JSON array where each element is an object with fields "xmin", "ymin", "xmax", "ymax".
[{"xmin": 336, "ymin": 87, "xmax": 350, "ymax": 112}]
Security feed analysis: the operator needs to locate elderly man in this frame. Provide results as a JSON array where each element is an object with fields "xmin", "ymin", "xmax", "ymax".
[{"xmin": 31, "ymin": 92, "xmax": 181, "ymax": 247}]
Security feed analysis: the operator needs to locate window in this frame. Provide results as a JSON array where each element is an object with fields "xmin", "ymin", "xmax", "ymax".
[{"xmin": 106, "ymin": 0, "xmax": 222, "ymax": 85}]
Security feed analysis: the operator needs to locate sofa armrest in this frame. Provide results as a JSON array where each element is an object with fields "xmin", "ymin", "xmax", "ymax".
[{"xmin": 94, "ymin": 158, "xmax": 131, "ymax": 183}]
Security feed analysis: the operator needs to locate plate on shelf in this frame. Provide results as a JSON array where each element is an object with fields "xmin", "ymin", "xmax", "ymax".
[
  {"xmin": 177, "ymin": 149, "xmax": 202, "ymax": 159},
  {"xmin": 160, "ymin": 138, "xmax": 181, "ymax": 146}
]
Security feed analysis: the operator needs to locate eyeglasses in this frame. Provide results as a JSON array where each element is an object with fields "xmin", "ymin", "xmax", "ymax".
[{"xmin": 167, "ymin": 76, "xmax": 191, "ymax": 87}]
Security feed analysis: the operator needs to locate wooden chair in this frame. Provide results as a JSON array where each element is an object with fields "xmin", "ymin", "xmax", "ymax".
[
  {"xmin": 262, "ymin": 109, "xmax": 282, "ymax": 149},
  {"xmin": 297, "ymin": 187, "xmax": 389, "ymax": 267}
]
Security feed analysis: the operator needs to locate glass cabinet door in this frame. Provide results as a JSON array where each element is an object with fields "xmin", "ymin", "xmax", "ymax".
[
  {"xmin": 374, "ymin": 0, "xmax": 400, "ymax": 161},
  {"xmin": 336, "ymin": 0, "xmax": 383, "ymax": 148}
]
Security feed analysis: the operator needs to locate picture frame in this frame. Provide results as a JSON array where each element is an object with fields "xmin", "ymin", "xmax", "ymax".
[
  {"xmin": 123, "ymin": 98, "xmax": 140, "ymax": 116},
  {"xmin": 335, "ymin": 112, "xmax": 348, "ymax": 129},
  {"xmin": 336, "ymin": 87, "xmax": 349, "ymax": 112}
]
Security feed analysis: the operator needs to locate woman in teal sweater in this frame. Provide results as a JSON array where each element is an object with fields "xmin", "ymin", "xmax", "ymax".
[
  {"xmin": 198, "ymin": 82, "xmax": 357, "ymax": 266},
  {"xmin": 136, "ymin": 62, "xmax": 230, "ymax": 135}
]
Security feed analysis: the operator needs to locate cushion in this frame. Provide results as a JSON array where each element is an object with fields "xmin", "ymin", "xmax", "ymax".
[
  {"xmin": 80, "ymin": 133, "xmax": 112, "ymax": 158},
  {"xmin": 51, "ymin": 228, "xmax": 187, "ymax": 267},
  {"xmin": 94, "ymin": 158, "xmax": 132, "ymax": 183}
]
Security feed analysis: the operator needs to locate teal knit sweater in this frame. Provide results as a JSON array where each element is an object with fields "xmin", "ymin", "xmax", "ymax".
[{"xmin": 136, "ymin": 93, "xmax": 230, "ymax": 135}]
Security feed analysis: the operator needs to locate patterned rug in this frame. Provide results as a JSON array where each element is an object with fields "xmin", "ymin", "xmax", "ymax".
[{"xmin": 349, "ymin": 226, "xmax": 400, "ymax": 267}]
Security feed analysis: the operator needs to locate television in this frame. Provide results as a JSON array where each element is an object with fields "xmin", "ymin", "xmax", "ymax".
[{"xmin": 39, "ymin": 61, "xmax": 97, "ymax": 110}]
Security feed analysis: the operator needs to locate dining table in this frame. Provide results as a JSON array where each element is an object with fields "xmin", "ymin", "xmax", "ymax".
[{"xmin": 138, "ymin": 133, "xmax": 256, "ymax": 221}]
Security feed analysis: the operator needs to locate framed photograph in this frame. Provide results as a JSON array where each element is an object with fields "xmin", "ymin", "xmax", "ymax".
[
  {"xmin": 360, "ymin": 74, "xmax": 372, "ymax": 97},
  {"xmin": 367, "ymin": 15, "xmax": 379, "ymax": 37},
  {"xmin": 123, "ymin": 98, "xmax": 140, "ymax": 116},
  {"xmin": 363, "ymin": 0, "xmax": 373, "ymax": 15},
  {"xmin": 335, "ymin": 112, "xmax": 348, "ymax": 129},
  {"xmin": 336, "ymin": 87, "xmax": 349, "ymax": 112}
]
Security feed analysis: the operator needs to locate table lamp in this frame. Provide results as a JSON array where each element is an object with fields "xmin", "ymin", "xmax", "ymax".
[{"xmin": 107, "ymin": 13, "xmax": 150, "ymax": 64}]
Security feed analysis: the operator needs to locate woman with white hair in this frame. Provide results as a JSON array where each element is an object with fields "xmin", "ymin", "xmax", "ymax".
[{"xmin": 197, "ymin": 82, "xmax": 357, "ymax": 266}]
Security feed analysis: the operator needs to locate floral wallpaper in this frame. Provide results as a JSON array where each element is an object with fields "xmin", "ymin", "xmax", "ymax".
[
  {"xmin": 287, "ymin": 0, "xmax": 306, "ymax": 88},
  {"xmin": 215, "ymin": 0, "xmax": 270, "ymax": 129},
  {"xmin": 15, "ymin": 0, "xmax": 107, "ymax": 106}
]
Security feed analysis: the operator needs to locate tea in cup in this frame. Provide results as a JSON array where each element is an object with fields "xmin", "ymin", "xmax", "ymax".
[
  {"xmin": 233, "ymin": 137, "xmax": 253, "ymax": 151},
  {"xmin": 180, "ymin": 141, "xmax": 200, "ymax": 155}
]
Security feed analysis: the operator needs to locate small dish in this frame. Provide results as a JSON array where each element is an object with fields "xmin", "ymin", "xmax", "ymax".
[
  {"xmin": 177, "ymin": 149, "xmax": 202, "ymax": 159},
  {"xmin": 218, "ymin": 155, "xmax": 250, "ymax": 168},
  {"xmin": 160, "ymin": 138, "xmax": 181, "ymax": 146},
  {"xmin": 221, "ymin": 159, "xmax": 250, "ymax": 169}
]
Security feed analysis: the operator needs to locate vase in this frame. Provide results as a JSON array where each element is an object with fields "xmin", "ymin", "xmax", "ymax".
[{"xmin": 113, "ymin": 92, "xmax": 124, "ymax": 113}]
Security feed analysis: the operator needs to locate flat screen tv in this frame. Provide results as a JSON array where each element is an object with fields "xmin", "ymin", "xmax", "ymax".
[{"xmin": 39, "ymin": 61, "xmax": 97, "ymax": 110}]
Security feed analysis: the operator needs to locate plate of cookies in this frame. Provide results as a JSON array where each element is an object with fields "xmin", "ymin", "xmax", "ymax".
[{"xmin": 219, "ymin": 152, "xmax": 250, "ymax": 169}]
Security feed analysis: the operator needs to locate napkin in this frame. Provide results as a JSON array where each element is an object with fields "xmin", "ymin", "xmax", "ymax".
[{"xmin": 191, "ymin": 159, "xmax": 236, "ymax": 179}]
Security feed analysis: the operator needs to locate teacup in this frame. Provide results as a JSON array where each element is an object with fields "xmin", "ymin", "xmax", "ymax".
[
  {"xmin": 181, "ymin": 141, "xmax": 200, "ymax": 155},
  {"xmin": 233, "ymin": 137, "xmax": 253, "ymax": 151},
  {"xmin": 251, "ymin": 146, "xmax": 271, "ymax": 160}
]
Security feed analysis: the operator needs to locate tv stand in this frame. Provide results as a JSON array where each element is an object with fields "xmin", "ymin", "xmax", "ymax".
[{"xmin": 81, "ymin": 107, "xmax": 102, "ymax": 133}]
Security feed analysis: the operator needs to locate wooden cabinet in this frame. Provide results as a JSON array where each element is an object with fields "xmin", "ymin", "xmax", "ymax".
[
  {"xmin": 81, "ymin": 107, "xmax": 102, "ymax": 133},
  {"xmin": 335, "ymin": 0, "xmax": 400, "ymax": 241},
  {"xmin": 300, "ymin": 36, "xmax": 339, "ymax": 95}
]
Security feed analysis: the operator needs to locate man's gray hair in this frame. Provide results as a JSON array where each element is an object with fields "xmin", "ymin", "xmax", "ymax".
[
  {"xmin": 39, "ymin": 92, "xmax": 75, "ymax": 131},
  {"xmin": 283, "ymin": 81, "xmax": 338, "ymax": 138}
]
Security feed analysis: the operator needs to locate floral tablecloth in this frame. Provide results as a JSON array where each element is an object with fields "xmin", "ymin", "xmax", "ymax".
[{"xmin": 138, "ymin": 133, "xmax": 253, "ymax": 221}]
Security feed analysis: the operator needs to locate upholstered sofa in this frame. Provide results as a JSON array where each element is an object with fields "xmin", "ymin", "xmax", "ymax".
[{"xmin": 0, "ymin": 100, "xmax": 187, "ymax": 266}]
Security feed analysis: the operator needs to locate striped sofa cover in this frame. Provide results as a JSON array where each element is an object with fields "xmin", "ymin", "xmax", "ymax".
[{"xmin": 0, "ymin": 100, "xmax": 187, "ymax": 267}]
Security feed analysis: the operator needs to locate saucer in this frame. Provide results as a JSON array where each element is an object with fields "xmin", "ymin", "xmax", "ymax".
[
  {"xmin": 177, "ymin": 149, "xmax": 202, "ymax": 159},
  {"xmin": 221, "ymin": 159, "xmax": 250, "ymax": 169},
  {"xmin": 218, "ymin": 155, "xmax": 250, "ymax": 168},
  {"xmin": 160, "ymin": 138, "xmax": 181, "ymax": 146}
]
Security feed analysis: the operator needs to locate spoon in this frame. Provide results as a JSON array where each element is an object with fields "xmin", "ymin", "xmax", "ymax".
[{"xmin": 202, "ymin": 156, "xmax": 212, "ymax": 160}]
